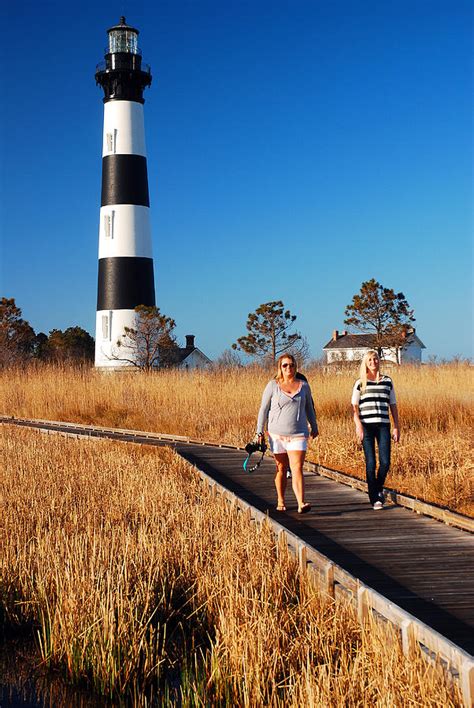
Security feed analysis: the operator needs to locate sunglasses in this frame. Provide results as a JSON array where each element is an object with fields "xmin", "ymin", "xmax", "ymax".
[{"xmin": 282, "ymin": 362, "xmax": 295, "ymax": 368}]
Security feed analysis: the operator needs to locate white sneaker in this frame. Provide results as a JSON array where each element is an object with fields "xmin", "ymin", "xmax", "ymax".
[{"xmin": 373, "ymin": 501, "xmax": 383, "ymax": 510}]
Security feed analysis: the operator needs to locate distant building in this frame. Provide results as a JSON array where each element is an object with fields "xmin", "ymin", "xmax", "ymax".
[
  {"xmin": 175, "ymin": 335, "xmax": 212, "ymax": 370},
  {"xmin": 323, "ymin": 328, "xmax": 426, "ymax": 365}
]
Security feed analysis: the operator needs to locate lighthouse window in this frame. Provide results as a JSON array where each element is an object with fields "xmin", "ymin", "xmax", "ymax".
[
  {"xmin": 103, "ymin": 211, "xmax": 115, "ymax": 239},
  {"xmin": 105, "ymin": 130, "xmax": 117, "ymax": 154},
  {"xmin": 102, "ymin": 315, "xmax": 109, "ymax": 340},
  {"xmin": 103, "ymin": 214, "xmax": 110, "ymax": 239},
  {"xmin": 109, "ymin": 29, "xmax": 138, "ymax": 54}
]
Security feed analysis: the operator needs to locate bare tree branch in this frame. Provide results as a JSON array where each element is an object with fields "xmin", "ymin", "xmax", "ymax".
[{"xmin": 110, "ymin": 305, "xmax": 178, "ymax": 371}]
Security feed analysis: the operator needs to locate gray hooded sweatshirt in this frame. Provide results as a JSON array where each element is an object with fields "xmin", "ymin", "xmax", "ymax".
[{"xmin": 256, "ymin": 379, "xmax": 318, "ymax": 437}]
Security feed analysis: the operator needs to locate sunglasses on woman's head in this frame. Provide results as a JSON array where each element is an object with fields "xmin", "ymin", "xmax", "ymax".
[{"xmin": 282, "ymin": 363, "xmax": 295, "ymax": 368}]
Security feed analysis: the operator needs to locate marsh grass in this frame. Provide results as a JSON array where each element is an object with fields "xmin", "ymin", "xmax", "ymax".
[
  {"xmin": 1, "ymin": 362, "xmax": 472, "ymax": 515},
  {"xmin": 0, "ymin": 426, "xmax": 462, "ymax": 705}
]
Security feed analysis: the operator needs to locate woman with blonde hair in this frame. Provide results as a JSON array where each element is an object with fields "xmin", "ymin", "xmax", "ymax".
[
  {"xmin": 256, "ymin": 353, "xmax": 318, "ymax": 513},
  {"xmin": 351, "ymin": 350, "xmax": 400, "ymax": 509}
]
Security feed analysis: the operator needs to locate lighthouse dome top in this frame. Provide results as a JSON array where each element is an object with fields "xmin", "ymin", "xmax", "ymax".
[{"xmin": 107, "ymin": 17, "xmax": 140, "ymax": 55}]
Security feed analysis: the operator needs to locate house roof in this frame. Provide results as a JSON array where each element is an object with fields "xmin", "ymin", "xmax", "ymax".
[
  {"xmin": 175, "ymin": 346, "xmax": 212, "ymax": 364},
  {"xmin": 323, "ymin": 333, "xmax": 375, "ymax": 350},
  {"xmin": 174, "ymin": 347, "xmax": 192, "ymax": 363},
  {"xmin": 323, "ymin": 332, "xmax": 426, "ymax": 350}
]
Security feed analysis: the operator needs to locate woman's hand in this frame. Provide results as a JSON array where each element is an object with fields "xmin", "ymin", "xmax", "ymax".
[
  {"xmin": 310, "ymin": 429, "xmax": 318, "ymax": 439},
  {"xmin": 392, "ymin": 428, "xmax": 400, "ymax": 443},
  {"xmin": 355, "ymin": 422, "xmax": 364, "ymax": 443},
  {"xmin": 352, "ymin": 406, "xmax": 363, "ymax": 444}
]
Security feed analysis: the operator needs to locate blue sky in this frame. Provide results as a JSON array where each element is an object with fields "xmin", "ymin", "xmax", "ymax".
[{"xmin": 1, "ymin": 0, "xmax": 472, "ymax": 361}]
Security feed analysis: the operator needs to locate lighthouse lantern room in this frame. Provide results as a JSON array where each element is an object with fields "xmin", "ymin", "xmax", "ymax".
[{"xmin": 94, "ymin": 17, "xmax": 155, "ymax": 368}]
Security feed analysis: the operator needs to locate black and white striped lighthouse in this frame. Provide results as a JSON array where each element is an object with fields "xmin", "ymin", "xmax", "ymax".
[{"xmin": 94, "ymin": 17, "xmax": 155, "ymax": 368}]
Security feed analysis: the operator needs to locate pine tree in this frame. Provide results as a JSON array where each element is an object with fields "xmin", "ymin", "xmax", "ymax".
[
  {"xmin": 344, "ymin": 279, "xmax": 415, "ymax": 356},
  {"xmin": 232, "ymin": 300, "xmax": 302, "ymax": 363},
  {"xmin": 0, "ymin": 298, "xmax": 36, "ymax": 367}
]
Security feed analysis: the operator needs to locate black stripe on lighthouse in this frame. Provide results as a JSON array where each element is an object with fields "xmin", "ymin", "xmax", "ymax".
[
  {"xmin": 101, "ymin": 154, "xmax": 150, "ymax": 207},
  {"xmin": 97, "ymin": 257, "xmax": 155, "ymax": 310}
]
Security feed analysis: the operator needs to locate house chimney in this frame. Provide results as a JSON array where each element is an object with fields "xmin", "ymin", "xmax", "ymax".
[
  {"xmin": 342, "ymin": 330, "xmax": 348, "ymax": 336},
  {"xmin": 332, "ymin": 330, "xmax": 339, "ymax": 341},
  {"xmin": 185, "ymin": 334, "xmax": 195, "ymax": 350}
]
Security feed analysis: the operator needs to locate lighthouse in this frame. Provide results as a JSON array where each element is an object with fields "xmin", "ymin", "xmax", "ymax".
[{"xmin": 94, "ymin": 17, "xmax": 155, "ymax": 368}]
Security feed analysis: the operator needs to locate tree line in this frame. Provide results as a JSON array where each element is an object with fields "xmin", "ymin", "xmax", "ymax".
[
  {"xmin": 1, "ymin": 279, "xmax": 416, "ymax": 369},
  {"xmin": 0, "ymin": 298, "xmax": 95, "ymax": 367}
]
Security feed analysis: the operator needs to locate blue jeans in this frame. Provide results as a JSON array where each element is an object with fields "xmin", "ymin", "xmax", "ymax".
[{"xmin": 362, "ymin": 424, "xmax": 391, "ymax": 505}]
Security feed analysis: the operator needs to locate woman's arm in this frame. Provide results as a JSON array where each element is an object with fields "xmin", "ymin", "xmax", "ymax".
[
  {"xmin": 390, "ymin": 403, "xmax": 400, "ymax": 442},
  {"xmin": 352, "ymin": 404, "xmax": 364, "ymax": 442},
  {"xmin": 256, "ymin": 381, "xmax": 274, "ymax": 436},
  {"xmin": 305, "ymin": 385, "xmax": 318, "ymax": 437},
  {"xmin": 389, "ymin": 381, "xmax": 399, "ymax": 442},
  {"xmin": 351, "ymin": 380, "xmax": 364, "ymax": 442}
]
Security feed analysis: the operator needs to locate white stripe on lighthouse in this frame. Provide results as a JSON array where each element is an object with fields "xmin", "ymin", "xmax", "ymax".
[
  {"xmin": 95, "ymin": 308, "xmax": 136, "ymax": 366},
  {"xmin": 98, "ymin": 205, "xmax": 152, "ymax": 258},
  {"xmin": 102, "ymin": 101, "xmax": 146, "ymax": 156}
]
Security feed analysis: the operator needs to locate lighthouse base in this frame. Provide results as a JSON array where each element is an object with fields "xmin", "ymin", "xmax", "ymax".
[{"xmin": 94, "ymin": 309, "xmax": 138, "ymax": 368}]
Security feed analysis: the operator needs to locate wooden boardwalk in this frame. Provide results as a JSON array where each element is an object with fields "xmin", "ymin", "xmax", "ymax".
[
  {"xmin": 3, "ymin": 416, "xmax": 474, "ymax": 698},
  {"xmin": 175, "ymin": 442, "xmax": 474, "ymax": 656}
]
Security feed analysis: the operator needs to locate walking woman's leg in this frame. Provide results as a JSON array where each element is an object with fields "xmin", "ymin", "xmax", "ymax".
[
  {"xmin": 274, "ymin": 453, "xmax": 288, "ymax": 509},
  {"xmin": 287, "ymin": 450, "xmax": 308, "ymax": 510},
  {"xmin": 362, "ymin": 425, "xmax": 378, "ymax": 505},
  {"xmin": 375, "ymin": 425, "xmax": 391, "ymax": 499}
]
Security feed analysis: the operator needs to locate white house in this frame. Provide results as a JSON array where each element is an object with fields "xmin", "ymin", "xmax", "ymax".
[
  {"xmin": 323, "ymin": 328, "xmax": 426, "ymax": 365},
  {"xmin": 175, "ymin": 335, "xmax": 212, "ymax": 370}
]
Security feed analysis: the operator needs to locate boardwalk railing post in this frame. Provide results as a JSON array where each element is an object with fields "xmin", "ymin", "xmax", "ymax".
[
  {"xmin": 298, "ymin": 544, "xmax": 307, "ymax": 577},
  {"xmin": 277, "ymin": 530, "xmax": 288, "ymax": 558},
  {"xmin": 460, "ymin": 659, "xmax": 474, "ymax": 708},
  {"xmin": 357, "ymin": 586, "xmax": 369, "ymax": 624},
  {"xmin": 401, "ymin": 619, "xmax": 416, "ymax": 657},
  {"xmin": 323, "ymin": 562, "xmax": 335, "ymax": 599}
]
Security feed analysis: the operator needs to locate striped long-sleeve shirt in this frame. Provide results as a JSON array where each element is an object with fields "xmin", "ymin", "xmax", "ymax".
[{"xmin": 351, "ymin": 376, "xmax": 396, "ymax": 425}]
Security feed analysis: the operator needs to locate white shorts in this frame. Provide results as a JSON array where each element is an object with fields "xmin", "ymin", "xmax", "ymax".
[{"xmin": 268, "ymin": 434, "xmax": 308, "ymax": 454}]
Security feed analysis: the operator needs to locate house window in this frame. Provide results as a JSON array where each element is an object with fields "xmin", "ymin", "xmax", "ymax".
[
  {"xmin": 105, "ymin": 129, "xmax": 117, "ymax": 153},
  {"xmin": 103, "ymin": 210, "xmax": 115, "ymax": 239}
]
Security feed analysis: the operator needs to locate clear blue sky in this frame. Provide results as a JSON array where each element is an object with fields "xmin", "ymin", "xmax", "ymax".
[{"xmin": 1, "ymin": 0, "xmax": 472, "ymax": 361}]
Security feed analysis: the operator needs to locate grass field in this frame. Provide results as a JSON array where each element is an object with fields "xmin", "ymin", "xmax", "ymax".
[
  {"xmin": 0, "ymin": 425, "xmax": 463, "ymax": 705},
  {"xmin": 1, "ymin": 362, "xmax": 472, "ymax": 515}
]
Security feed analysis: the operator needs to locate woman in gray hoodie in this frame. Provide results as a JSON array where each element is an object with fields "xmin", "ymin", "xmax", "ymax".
[{"xmin": 257, "ymin": 354, "xmax": 318, "ymax": 513}]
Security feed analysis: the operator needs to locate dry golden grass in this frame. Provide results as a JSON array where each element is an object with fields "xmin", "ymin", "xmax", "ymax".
[
  {"xmin": 0, "ymin": 426, "xmax": 462, "ymax": 705},
  {"xmin": 1, "ymin": 362, "xmax": 472, "ymax": 515}
]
